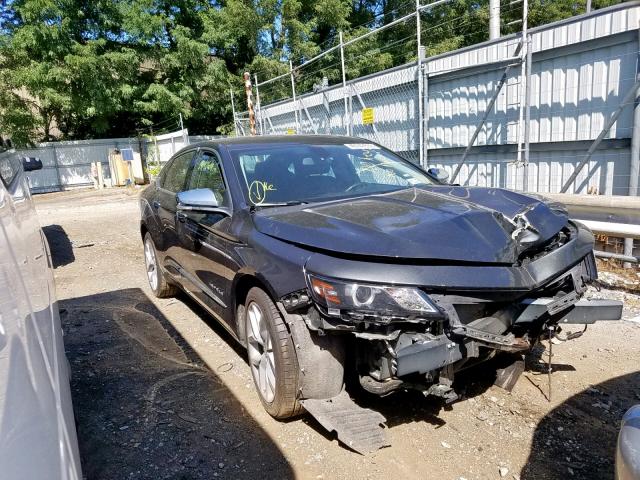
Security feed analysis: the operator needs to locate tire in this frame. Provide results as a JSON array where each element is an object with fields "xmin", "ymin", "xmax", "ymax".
[
  {"xmin": 143, "ymin": 232, "xmax": 177, "ymax": 298},
  {"xmin": 245, "ymin": 287, "xmax": 302, "ymax": 419}
]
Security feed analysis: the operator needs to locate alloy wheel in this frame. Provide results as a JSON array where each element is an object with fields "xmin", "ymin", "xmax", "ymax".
[
  {"xmin": 246, "ymin": 301, "xmax": 276, "ymax": 403},
  {"xmin": 144, "ymin": 237, "xmax": 158, "ymax": 291}
]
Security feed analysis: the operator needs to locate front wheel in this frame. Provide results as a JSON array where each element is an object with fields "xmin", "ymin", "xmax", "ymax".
[{"xmin": 245, "ymin": 287, "xmax": 302, "ymax": 419}]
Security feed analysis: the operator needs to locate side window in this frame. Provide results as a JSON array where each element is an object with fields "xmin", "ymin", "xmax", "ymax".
[
  {"xmin": 161, "ymin": 151, "xmax": 194, "ymax": 193},
  {"xmin": 188, "ymin": 151, "xmax": 227, "ymax": 206}
]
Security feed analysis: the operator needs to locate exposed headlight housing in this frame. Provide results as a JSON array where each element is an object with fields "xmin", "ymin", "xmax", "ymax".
[{"xmin": 305, "ymin": 273, "xmax": 441, "ymax": 323}]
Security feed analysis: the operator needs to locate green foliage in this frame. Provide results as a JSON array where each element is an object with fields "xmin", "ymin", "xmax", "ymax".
[{"xmin": 0, "ymin": 0, "xmax": 625, "ymax": 146}]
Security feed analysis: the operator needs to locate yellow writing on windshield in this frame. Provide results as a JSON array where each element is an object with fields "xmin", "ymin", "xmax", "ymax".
[{"xmin": 248, "ymin": 180, "xmax": 277, "ymax": 205}]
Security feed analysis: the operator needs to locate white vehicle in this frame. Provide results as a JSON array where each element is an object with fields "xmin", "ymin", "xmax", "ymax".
[{"xmin": 0, "ymin": 151, "xmax": 82, "ymax": 479}]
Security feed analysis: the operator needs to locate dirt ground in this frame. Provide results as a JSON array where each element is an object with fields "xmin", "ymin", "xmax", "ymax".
[{"xmin": 35, "ymin": 187, "xmax": 640, "ymax": 480}]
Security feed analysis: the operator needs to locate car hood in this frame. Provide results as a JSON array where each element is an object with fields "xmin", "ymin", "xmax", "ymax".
[{"xmin": 253, "ymin": 186, "xmax": 569, "ymax": 264}]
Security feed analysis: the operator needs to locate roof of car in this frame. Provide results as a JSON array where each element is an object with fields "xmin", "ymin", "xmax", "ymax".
[{"xmin": 191, "ymin": 135, "xmax": 377, "ymax": 148}]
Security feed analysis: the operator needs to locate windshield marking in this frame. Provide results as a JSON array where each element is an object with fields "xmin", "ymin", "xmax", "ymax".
[{"xmin": 248, "ymin": 180, "xmax": 277, "ymax": 205}]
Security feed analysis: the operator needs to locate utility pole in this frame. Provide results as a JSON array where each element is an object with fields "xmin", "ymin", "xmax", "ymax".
[{"xmin": 489, "ymin": 0, "xmax": 500, "ymax": 40}]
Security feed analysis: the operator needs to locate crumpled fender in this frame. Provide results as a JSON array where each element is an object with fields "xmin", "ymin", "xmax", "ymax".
[{"xmin": 276, "ymin": 303, "xmax": 345, "ymax": 400}]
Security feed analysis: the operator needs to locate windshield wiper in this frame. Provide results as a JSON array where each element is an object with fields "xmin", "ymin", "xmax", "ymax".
[{"xmin": 253, "ymin": 200, "xmax": 309, "ymax": 208}]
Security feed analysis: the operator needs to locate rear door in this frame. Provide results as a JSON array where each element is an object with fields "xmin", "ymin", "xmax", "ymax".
[{"xmin": 154, "ymin": 149, "xmax": 197, "ymax": 278}]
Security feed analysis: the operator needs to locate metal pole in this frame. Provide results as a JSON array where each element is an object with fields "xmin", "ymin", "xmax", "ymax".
[
  {"xmin": 417, "ymin": 0, "xmax": 424, "ymax": 166},
  {"xmin": 523, "ymin": 33, "xmax": 532, "ymax": 192},
  {"xmin": 254, "ymin": 74, "xmax": 263, "ymax": 135},
  {"xmin": 339, "ymin": 31, "xmax": 350, "ymax": 136},
  {"xmin": 290, "ymin": 60, "xmax": 300, "ymax": 133},
  {"xmin": 230, "ymin": 88, "xmax": 239, "ymax": 137},
  {"xmin": 586, "ymin": 0, "xmax": 592, "ymax": 13},
  {"xmin": 489, "ymin": 0, "xmax": 500, "ymax": 40},
  {"xmin": 624, "ymin": 31, "xmax": 640, "ymax": 267},
  {"xmin": 517, "ymin": 0, "xmax": 528, "ymax": 190},
  {"xmin": 560, "ymin": 77, "xmax": 640, "ymax": 193},
  {"xmin": 451, "ymin": 42, "xmax": 523, "ymax": 184},
  {"xmin": 424, "ymin": 69, "xmax": 430, "ymax": 167},
  {"xmin": 51, "ymin": 145, "xmax": 63, "ymax": 191}
]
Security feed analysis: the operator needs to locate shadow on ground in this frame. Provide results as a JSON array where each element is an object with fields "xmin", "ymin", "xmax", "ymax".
[
  {"xmin": 61, "ymin": 288, "xmax": 292, "ymax": 480},
  {"xmin": 42, "ymin": 224, "xmax": 74, "ymax": 268},
  {"xmin": 521, "ymin": 370, "xmax": 640, "ymax": 480}
]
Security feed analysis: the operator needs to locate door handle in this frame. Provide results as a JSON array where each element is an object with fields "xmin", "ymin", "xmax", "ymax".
[
  {"xmin": 177, "ymin": 212, "xmax": 187, "ymax": 223},
  {"xmin": 152, "ymin": 201, "xmax": 160, "ymax": 210}
]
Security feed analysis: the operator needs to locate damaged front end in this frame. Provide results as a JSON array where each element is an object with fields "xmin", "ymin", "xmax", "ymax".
[{"xmin": 282, "ymin": 221, "xmax": 622, "ymax": 405}]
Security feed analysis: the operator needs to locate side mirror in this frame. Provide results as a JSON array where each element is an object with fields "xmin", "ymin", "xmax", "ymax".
[
  {"xmin": 22, "ymin": 157, "xmax": 43, "ymax": 172},
  {"xmin": 427, "ymin": 167, "xmax": 449, "ymax": 183},
  {"xmin": 177, "ymin": 188, "xmax": 229, "ymax": 215}
]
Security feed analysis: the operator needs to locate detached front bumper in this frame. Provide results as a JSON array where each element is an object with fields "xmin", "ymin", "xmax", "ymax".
[
  {"xmin": 517, "ymin": 297, "xmax": 623, "ymax": 325},
  {"xmin": 394, "ymin": 295, "xmax": 623, "ymax": 377}
]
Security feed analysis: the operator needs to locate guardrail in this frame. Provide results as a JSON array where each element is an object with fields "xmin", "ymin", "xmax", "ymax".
[{"xmin": 543, "ymin": 193, "xmax": 640, "ymax": 264}]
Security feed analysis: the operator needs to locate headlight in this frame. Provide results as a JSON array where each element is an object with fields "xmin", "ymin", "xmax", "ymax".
[{"xmin": 306, "ymin": 273, "xmax": 440, "ymax": 322}]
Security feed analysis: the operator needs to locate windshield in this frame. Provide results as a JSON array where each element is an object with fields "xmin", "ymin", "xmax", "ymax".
[{"xmin": 229, "ymin": 142, "xmax": 435, "ymax": 206}]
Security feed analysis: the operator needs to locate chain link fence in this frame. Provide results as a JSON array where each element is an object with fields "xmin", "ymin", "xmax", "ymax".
[{"xmin": 231, "ymin": 2, "xmax": 640, "ymax": 200}]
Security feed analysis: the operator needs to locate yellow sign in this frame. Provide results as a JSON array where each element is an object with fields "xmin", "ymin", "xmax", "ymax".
[
  {"xmin": 286, "ymin": 128, "xmax": 296, "ymax": 135},
  {"xmin": 362, "ymin": 107, "xmax": 374, "ymax": 125}
]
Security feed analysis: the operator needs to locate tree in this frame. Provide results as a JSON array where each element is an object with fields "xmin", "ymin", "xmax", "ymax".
[{"xmin": 0, "ymin": 0, "xmax": 626, "ymax": 146}]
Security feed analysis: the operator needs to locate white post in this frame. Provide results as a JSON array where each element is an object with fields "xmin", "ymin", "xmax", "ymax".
[
  {"xmin": 489, "ymin": 0, "xmax": 500, "ymax": 40},
  {"xmin": 290, "ymin": 60, "xmax": 300, "ymax": 132},
  {"xmin": 339, "ymin": 31, "xmax": 351, "ymax": 136},
  {"xmin": 417, "ymin": 0, "xmax": 424, "ymax": 167}
]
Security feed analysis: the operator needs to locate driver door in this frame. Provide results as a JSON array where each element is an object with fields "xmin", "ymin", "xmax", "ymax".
[{"xmin": 177, "ymin": 150, "xmax": 238, "ymax": 330}]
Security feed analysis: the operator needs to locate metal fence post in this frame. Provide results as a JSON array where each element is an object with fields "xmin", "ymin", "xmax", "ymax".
[
  {"xmin": 523, "ymin": 33, "xmax": 533, "ymax": 192},
  {"xmin": 424, "ymin": 67, "xmax": 430, "ymax": 167},
  {"xmin": 417, "ymin": 0, "xmax": 424, "ymax": 167},
  {"xmin": 230, "ymin": 88, "xmax": 239, "ymax": 136},
  {"xmin": 254, "ymin": 74, "xmax": 263, "ymax": 135},
  {"xmin": 515, "ymin": 0, "xmax": 529, "ymax": 191},
  {"xmin": 51, "ymin": 144, "xmax": 63, "ymax": 191},
  {"xmin": 289, "ymin": 60, "xmax": 300, "ymax": 132},
  {"xmin": 339, "ymin": 31, "xmax": 351, "ymax": 136}
]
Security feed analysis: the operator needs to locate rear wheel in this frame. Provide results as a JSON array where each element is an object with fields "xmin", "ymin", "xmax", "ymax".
[
  {"xmin": 245, "ymin": 287, "xmax": 302, "ymax": 419},
  {"xmin": 143, "ymin": 233, "xmax": 177, "ymax": 298}
]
